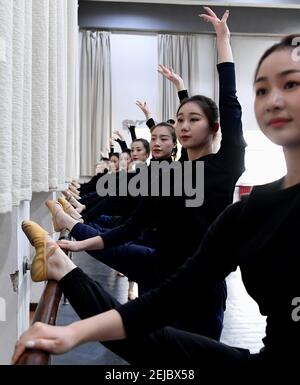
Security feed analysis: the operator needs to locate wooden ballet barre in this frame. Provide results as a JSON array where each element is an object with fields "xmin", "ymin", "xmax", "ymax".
[{"xmin": 15, "ymin": 229, "xmax": 70, "ymax": 365}]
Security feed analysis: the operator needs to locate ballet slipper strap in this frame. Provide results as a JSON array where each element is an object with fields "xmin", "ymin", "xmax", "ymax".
[{"xmin": 46, "ymin": 244, "xmax": 59, "ymax": 259}]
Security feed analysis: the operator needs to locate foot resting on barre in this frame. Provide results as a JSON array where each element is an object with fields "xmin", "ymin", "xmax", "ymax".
[
  {"xmin": 45, "ymin": 200, "xmax": 83, "ymax": 233},
  {"xmin": 22, "ymin": 220, "xmax": 76, "ymax": 282}
]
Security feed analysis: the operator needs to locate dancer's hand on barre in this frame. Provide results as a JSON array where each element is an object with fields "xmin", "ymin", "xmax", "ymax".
[
  {"xmin": 12, "ymin": 322, "xmax": 78, "ymax": 363},
  {"xmin": 158, "ymin": 64, "xmax": 185, "ymax": 91},
  {"xmin": 136, "ymin": 100, "xmax": 152, "ymax": 120},
  {"xmin": 57, "ymin": 236, "xmax": 104, "ymax": 252},
  {"xmin": 12, "ymin": 310, "xmax": 126, "ymax": 363}
]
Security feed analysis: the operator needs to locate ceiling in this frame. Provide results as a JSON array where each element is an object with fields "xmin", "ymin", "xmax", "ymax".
[{"xmin": 79, "ymin": 0, "xmax": 300, "ymax": 9}]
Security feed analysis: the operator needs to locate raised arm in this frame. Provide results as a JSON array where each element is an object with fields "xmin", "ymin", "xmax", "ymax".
[
  {"xmin": 200, "ymin": 6, "xmax": 246, "ymax": 156},
  {"xmin": 136, "ymin": 100, "xmax": 152, "ymax": 121},
  {"xmin": 136, "ymin": 100, "xmax": 156, "ymax": 129},
  {"xmin": 128, "ymin": 124, "xmax": 137, "ymax": 141},
  {"xmin": 158, "ymin": 64, "xmax": 189, "ymax": 103},
  {"xmin": 113, "ymin": 130, "xmax": 128, "ymax": 151},
  {"xmin": 199, "ymin": 7, "xmax": 233, "ymax": 64},
  {"xmin": 158, "ymin": 64, "xmax": 186, "ymax": 92}
]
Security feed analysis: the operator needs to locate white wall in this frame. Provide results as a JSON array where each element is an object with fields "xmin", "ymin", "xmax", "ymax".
[
  {"xmin": 232, "ymin": 36, "xmax": 280, "ymax": 132},
  {"xmin": 239, "ymin": 130, "xmax": 286, "ymax": 185},
  {"xmin": 110, "ymin": 33, "xmax": 158, "ymax": 146},
  {"xmin": 0, "ymin": 192, "xmax": 57, "ymax": 365},
  {"xmin": 0, "ymin": 202, "xmax": 29, "ymax": 364},
  {"xmin": 231, "ymin": 35, "xmax": 286, "ymax": 185}
]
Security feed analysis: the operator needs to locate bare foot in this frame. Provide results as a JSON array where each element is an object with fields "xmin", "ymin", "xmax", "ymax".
[{"xmin": 45, "ymin": 236, "xmax": 76, "ymax": 281}]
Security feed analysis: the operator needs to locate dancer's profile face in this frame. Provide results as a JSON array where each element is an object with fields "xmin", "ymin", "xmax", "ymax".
[{"xmin": 255, "ymin": 48, "xmax": 300, "ymax": 148}]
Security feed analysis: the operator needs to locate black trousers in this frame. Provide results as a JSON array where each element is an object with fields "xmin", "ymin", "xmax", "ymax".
[
  {"xmin": 58, "ymin": 268, "xmax": 268, "ymax": 375},
  {"xmin": 70, "ymin": 222, "xmax": 160, "ymax": 290},
  {"xmin": 70, "ymin": 224, "xmax": 226, "ymax": 340}
]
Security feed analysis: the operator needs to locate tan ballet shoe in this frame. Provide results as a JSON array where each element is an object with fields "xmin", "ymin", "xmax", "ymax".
[
  {"xmin": 45, "ymin": 200, "xmax": 64, "ymax": 232},
  {"xmin": 58, "ymin": 197, "xmax": 82, "ymax": 220},
  {"xmin": 22, "ymin": 220, "xmax": 59, "ymax": 282}
]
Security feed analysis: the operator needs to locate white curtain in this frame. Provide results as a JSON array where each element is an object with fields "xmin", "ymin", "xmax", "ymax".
[
  {"xmin": 31, "ymin": 0, "xmax": 49, "ymax": 191},
  {"xmin": 158, "ymin": 34, "xmax": 215, "ymax": 122},
  {"xmin": 65, "ymin": 0, "xmax": 79, "ymax": 184},
  {"xmin": 21, "ymin": 0, "xmax": 32, "ymax": 202},
  {"xmin": 0, "ymin": 0, "xmax": 79, "ymax": 214},
  {"xmin": 79, "ymin": 31, "xmax": 112, "ymax": 176},
  {"xmin": 48, "ymin": 0, "xmax": 58, "ymax": 189},
  {"xmin": 0, "ymin": 0, "xmax": 13, "ymax": 213}
]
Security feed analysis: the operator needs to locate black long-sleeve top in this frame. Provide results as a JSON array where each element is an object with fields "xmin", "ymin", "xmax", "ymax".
[
  {"xmin": 101, "ymin": 62, "xmax": 246, "ymax": 278},
  {"xmin": 117, "ymin": 177, "xmax": 300, "ymax": 361},
  {"xmin": 82, "ymin": 171, "xmax": 142, "ymax": 224},
  {"xmin": 83, "ymin": 157, "xmax": 173, "ymax": 226},
  {"xmin": 78, "ymin": 171, "xmax": 108, "ymax": 195}
]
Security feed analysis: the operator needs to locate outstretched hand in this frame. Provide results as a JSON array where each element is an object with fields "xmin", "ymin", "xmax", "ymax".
[
  {"xmin": 113, "ymin": 130, "xmax": 124, "ymax": 141},
  {"xmin": 157, "ymin": 64, "xmax": 185, "ymax": 91},
  {"xmin": 12, "ymin": 322, "xmax": 78, "ymax": 364},
  {"xmin": 199, "ymin": 7, "xmax": 230, "ymax": 38},
  {"xmin": 136, "ymin": 100, "xmax": 151, "ymax": 119}
]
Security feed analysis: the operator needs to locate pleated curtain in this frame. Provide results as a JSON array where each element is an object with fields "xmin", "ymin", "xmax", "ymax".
[
  {"xmin": 0, "ymin": 0, "xmax": 79, "ymax": 214},
  {"xmin": 32, "ymin": 0, "xmax": 49, "ymax": 191},
  {"xmin": 65, "ymin": 0, "xmax": 79, "ymax": 184},
  {"xmin": 158, "ymin": 34, "xmax": 215, "ymax": 122},
  {"xmin": 0, "ymin": 0, "xmax": 13, "ymax": 213},
  {"xmin": 79, "ymin": 31, "xmax": 112, "ymax": 177}
]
